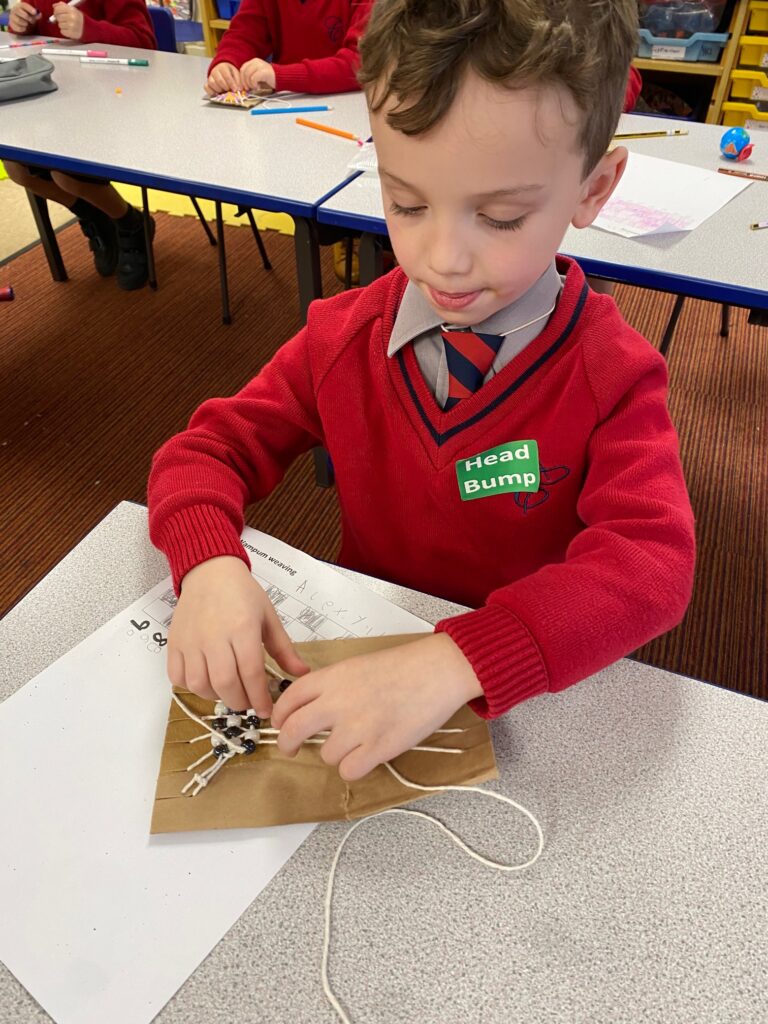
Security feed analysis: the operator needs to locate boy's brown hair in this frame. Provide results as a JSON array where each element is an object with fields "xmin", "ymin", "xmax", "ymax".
[{"xmin": 359, "ymin": 0, "xmax": 638, "ymax": 175}]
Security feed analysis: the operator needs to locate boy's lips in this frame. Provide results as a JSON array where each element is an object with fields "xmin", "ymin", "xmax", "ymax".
[{"xmin": 426, "ymin": 286, "xmax": 484, "ymax": 311}]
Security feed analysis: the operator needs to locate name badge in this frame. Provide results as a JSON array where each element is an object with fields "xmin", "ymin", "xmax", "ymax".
[{"xmin": 456, "ymin": 441, "xmax": 540, "ymax": 501}]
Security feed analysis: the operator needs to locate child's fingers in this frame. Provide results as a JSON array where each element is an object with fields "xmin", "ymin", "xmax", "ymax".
[
  {"xmin": 232, "ymin": 632, "xmax": 273, "ymax": 718},
  {"xmin": 262, "ymin": 603, "xmax": 309, "ymax": 679},
  {"xmin": 204, "ymin": 643, "xmax": 251, "ymax": 712}
]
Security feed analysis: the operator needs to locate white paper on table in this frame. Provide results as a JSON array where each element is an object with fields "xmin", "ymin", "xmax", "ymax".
[
  {"xmin": 0, "ymin": 527, "xmax": 428, "ymax": 1024},
  {"xmin": 593, "ymin": 151, "xmax": 751, "ymax": 238}
]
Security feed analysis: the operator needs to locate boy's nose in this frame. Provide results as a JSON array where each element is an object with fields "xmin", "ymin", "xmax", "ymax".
[{"xmin": 425, "ymin": 220, "xmax": 473, "ymax": 280}]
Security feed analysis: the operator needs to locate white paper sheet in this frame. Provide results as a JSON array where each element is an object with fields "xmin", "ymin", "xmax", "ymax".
[
  {"xmin": 594, "ymin": 151, "xmax": 751, "ymax": 238},
  {"xmin": 0, "ymin": 527, "xmax": 428, "ymax": 1024}
]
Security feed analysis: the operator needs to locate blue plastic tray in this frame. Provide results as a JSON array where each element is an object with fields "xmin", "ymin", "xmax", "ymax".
[{"xmin": 637, "ymin": 28, "xmax": 728, "ymax": 62}]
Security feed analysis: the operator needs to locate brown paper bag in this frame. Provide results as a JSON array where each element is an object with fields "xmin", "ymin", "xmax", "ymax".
[{"xmin": 150, "ymin": 634, "xmax": 498, "ymax": 834}]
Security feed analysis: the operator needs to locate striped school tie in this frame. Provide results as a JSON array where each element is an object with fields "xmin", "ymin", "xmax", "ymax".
[{"xmin": 441, "ymin": 328, "xmax": 504, "ymax": 410}]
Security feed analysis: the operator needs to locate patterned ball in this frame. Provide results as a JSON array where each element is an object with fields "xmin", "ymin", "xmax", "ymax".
[{"xmin": 720, "ymin": 127, "xmax": 753, "ymax": 163}]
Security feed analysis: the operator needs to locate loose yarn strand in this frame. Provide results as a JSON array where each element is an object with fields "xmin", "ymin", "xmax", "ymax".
[{"xmin": 321, "ymin": 763, "xmax": 544, "ymax": 1023}]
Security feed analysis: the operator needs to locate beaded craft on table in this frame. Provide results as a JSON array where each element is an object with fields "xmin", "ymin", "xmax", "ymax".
[
  {"xmin": 174, "ymin": 663, "xmax": 473, "ymax": 797},
  {"xmin": 151, "ymin": 635, "xmax": 500, "ymax": 834},
  {"xmin": 207, "ymin": 90, "xmax": 267, "ymax": 109}
]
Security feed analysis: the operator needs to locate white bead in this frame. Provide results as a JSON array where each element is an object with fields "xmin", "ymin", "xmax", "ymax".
[
  {"xmin": 226, "ymin": 714, "xmax": 241, "ymax": 727},
  {"xmin": 214, "ymin": 701, "xmax": 228, "ymax": 716}
]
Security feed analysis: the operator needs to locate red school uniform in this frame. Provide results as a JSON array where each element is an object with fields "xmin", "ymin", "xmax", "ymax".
[
  {"xmin": 148, "ymin": 258, "xmax": 696, "ymax": 720},
  {"xmin": 22, "ymin": 0, "xmax": 156, "ymax": 49},
  {"xmin": 208, "ymin": 0, "xmax": 373, "ymax": 93}
]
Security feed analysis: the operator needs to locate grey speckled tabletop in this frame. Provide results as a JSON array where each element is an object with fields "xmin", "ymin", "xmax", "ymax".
[{"xmin": 2, "ymin": 502, "xmax": 766, "ymax": 1024}]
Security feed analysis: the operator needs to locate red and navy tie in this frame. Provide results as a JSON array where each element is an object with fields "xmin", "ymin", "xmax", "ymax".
[{"xmin": 441, "ymin": 328, "xmax": 504, "ymax": 410}]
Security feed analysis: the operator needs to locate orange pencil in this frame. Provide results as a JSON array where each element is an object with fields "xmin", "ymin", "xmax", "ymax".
[{"xmin": 296, "ymin": 117, "xmax": 362, "ymax": 143}]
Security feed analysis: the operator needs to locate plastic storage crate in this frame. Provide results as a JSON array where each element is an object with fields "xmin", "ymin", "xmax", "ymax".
[
  {"xmin": 738, "ymin": 34, "xmax": 768, "ymax": 67},
  {"xmin": 747, "ymin": 2, "xmax": 768, "ymax": 34},
  {"xmin": 215, "ymin": 0, "xmax": 241, "ymax": 18},
  {"xmin": 729, "ymin": 68, "xmax": 768, "ymax": 102},
  {"xmin": 721, "ymin": 100, "xmax": 768, "ymax": 128},
  {"xmin": 637, "ymin": 1, "xmax": 727, "ymax": 36},
  {"xmin": 637, "ymin": 28, "xmax": 728, "ymax": 61}
]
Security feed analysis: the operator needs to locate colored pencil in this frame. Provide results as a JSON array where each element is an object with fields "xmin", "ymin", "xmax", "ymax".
[
  {"xmin": 718, "ymin": 167, "xmax": 768, "ymax": 183},
  {"xmin": 296, "ymin": 118, "xmax": 361, "ymax": 143},
  {"xmin": 750, "ymin": 220, "xmax": 768, "ymax": 231},
  {"xmin": 251, "ymin": 105, "xmax": 330, "ymax": 116},
  {"xmin": 614, "ymin": 129, "xmax": 688, "ymax": 139}
]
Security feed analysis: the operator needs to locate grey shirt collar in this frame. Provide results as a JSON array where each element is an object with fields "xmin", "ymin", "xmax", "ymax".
[{"xmin": 387, "ymin": 260, "xmax": 563, "ymax": 357}]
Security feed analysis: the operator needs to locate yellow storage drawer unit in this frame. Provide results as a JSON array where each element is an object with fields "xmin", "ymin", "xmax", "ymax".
[
  {"xmin": 729, "ymin": 68, "xmax": 768, "ymax": 100},
  {"xmin": 738, "ymin": 34, "xmax": 768, "ymax": 66},
  {"xmin": 721, "ymin": 100, "xmax": 768, "ymax": 126},
  {"xmin": 747, "ymin": 2, "xmax": 768, "ymax": 33}
]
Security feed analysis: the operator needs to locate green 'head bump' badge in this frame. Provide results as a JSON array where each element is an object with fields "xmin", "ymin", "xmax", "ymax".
[{"xmin": 456, "ymin": 441, "xmax": 540, "ymax": 501}]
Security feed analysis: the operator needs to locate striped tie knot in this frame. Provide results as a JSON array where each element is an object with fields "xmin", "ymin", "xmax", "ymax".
[{"xmin": 441, "ymin": 328, "xmax": 504, "ymax": 410}]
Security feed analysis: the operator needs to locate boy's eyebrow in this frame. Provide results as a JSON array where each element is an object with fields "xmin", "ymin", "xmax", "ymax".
[{"xmin": 379, "ymin": 169, "xmax": 544, "ymax": 198}]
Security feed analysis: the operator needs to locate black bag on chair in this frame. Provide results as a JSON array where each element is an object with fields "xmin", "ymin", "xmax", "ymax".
[{"xmin": 0, "ymin": 55, "xmax": 57, "ymax": 102}]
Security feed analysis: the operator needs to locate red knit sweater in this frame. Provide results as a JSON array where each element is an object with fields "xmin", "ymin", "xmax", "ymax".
[
  {"xmin": 148, "ymin": 259, "xmax": 695, "ymax": 719},
  {"xmin": 18, "ymin": 0, "xmax": 156, "ymax": 48},
  {"xmin": 208, "ymin": 0, "xmax": 373, "ymax": 93}
]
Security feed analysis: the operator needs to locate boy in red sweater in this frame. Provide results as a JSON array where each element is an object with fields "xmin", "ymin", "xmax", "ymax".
[
  {"xmin": 6, "ymin": 0, "xmax": 156, "ymax": 290},
  {"xmin": 149, "ymin": 0, "xmax": 695, "ymax": 782},
  {"xmin": 205, "ymin": 0, "xmax": 373, "ymax": 95}
]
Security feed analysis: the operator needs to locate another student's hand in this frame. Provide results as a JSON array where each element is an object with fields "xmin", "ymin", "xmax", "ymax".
[
  {"xmin": 271, "ymin": 633, "xmax": 484, "ymax": 781},
  {"xmin": 205, "ymin": 62, "xmax": 242, "ymax": 96},
  {"xmin": 240, "ymin": 57, "xmax": 276, "ymax": 93},
  {"xmin": 51, "ymin": 2, "xmax": 84, "ymax": 39},
  {"xmin": 9, "ymin": 2, "xmax": 39, "ymax": 33},
  {"xmin": 167, "ymin": 556, "xmax": 309, "ymax": 718}
]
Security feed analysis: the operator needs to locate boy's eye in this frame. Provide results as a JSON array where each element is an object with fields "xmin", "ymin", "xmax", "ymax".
[
  {"xmin": 389, "ymin": 201, "xmax": 425, "ymax": 217},
  {"xmin": 481, "ymin": 214, "xmax": 527, "ymax": 232}
]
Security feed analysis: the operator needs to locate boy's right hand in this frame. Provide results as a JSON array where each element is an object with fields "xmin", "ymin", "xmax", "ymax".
[
  {"xmin": 9, "ymin": 2, "xmax": 39, "ymax": 33},
  {"xmin": 167, "ymin": 556, "xmax": 309, "ymax": 718},
  {"xmin": 204, "ymin": 62, "xmax": 242, "ymax": 96}
]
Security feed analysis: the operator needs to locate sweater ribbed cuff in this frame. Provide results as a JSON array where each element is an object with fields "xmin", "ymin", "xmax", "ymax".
[
  {"xmin": 273, "ymin": 64, "xmax": 311, "ymax": 93},
  {"xmin": 153, "ymin": 505, "xmax": 251, "ymax": 594},
  {"xmin": 435, "ymin": 605, "xmax": 549, "ymax": 719}
]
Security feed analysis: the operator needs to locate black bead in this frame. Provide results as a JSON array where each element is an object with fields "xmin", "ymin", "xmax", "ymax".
[
  {"xmin": 278, "ymin": 678, "xmax": 292, "ymax": 693},
  {"xmin": 224, "ymin": 725, "xmax": 243, "ymax": 739},
  {"xmin": 244, "ymin": 715, "xmax": 260, "ymax": 728},
  {"xmin": 212, "ymin": 717, "xmax": 227, "ymax": 729},
  {"xmin": 213, "ymin": 744, "xmax": 229, "ymax": 757},
  {"xmin": 241, "ymin": 738, "xmax": 257, "ymax": 754},
  {"xmin": 226, "ymin": 708, "xmax": 246, "ymax": 715}
]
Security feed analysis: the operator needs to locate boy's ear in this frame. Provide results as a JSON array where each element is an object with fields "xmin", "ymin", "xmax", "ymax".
[{"xmin": 571, "ymin": 146, "xmax": 628, "ymax": 229}]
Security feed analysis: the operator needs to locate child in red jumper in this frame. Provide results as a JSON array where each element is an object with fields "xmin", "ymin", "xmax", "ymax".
[
  {"xmin": 148, "ymin": 0, "xmax": 695, "ymax": 783},
  {"xmin": 6, "ymin": 0, "xmax": 156, "ymax": 290},
  {"xmin": 205, "ymin": 0, "xmax": 373, "ymax": 95}
]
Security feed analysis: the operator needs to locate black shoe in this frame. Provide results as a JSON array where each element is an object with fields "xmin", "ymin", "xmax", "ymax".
[
  {"xmin": 116, "ymin": 209, "xmax": 155, "ymax": 291},
  {"xmin": 75, "ymin": 206, "xmax": 118, "ymax": 277}
]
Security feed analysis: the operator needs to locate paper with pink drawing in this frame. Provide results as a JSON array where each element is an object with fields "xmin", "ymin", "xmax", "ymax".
[{"xmin": 594, "ymin": 151, "xmax": 751, "ymax": 238}]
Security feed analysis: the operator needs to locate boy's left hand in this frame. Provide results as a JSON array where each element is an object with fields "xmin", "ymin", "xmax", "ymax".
[
  {"xmin": 51, "ymin": 2, "xmax": 84, "ymax": 39},
  {"xmin": 271, "ymin": 633, "xmax": 483, "ymax": 781},
  {"xmin": 240, "ymin": 57, "xmax": 276, "ymax": 93}
]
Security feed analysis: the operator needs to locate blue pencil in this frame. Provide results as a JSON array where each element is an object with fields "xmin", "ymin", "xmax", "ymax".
[{"xmin": 251, "ymin": 105, "xmax": 331, "ymax": 116}]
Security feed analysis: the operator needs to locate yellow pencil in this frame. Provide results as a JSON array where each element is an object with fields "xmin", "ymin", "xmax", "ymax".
[
  {"xmin": 296, "ymin": 117, "xmax": 362, "ymax": 143},
  {"xmin": 614, "ymin": 129, "xmax": 689, "ymax": 140}
]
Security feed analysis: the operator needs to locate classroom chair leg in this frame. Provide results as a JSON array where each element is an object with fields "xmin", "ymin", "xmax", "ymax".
[
  {"xmin": 344, "ymin": 237, "xmax": 354, "ymax": 290},
  {"xmin": 658, "ymin": 294, "xmax": 685, "ymax": 360},
  {"xmin": 359, "ymin": 232, "xmax": 385, "ymax": 287},
  {"xmin": 140, "ymin": 187, "xmax": 158, "ymax": 291},
  {"xmin": 189, "ymin": 197, "xmax": 217, "ymax": 247},
  {"xmin": 720, "ymin": 304, "xmax": 730, "ymax": 339},
  {"xmin": 235, "ymin": 206, "xmax": 272, "ymax": 271},
  {"xmin": 27, "ymin": 192, "xmax": 68, "ymax": 282},
  {"xmin": 312, "ymin": 447, "xmax": 335, "ymax": 488},
  {"xmin": 215, "ymin": 201, "xmax": 232, "ymax": 326}
]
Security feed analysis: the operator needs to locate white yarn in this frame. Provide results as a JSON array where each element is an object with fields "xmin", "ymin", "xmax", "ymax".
[{"xmin": 321, "ymin": 763, "xmax": 544, "ymax": 1024}]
